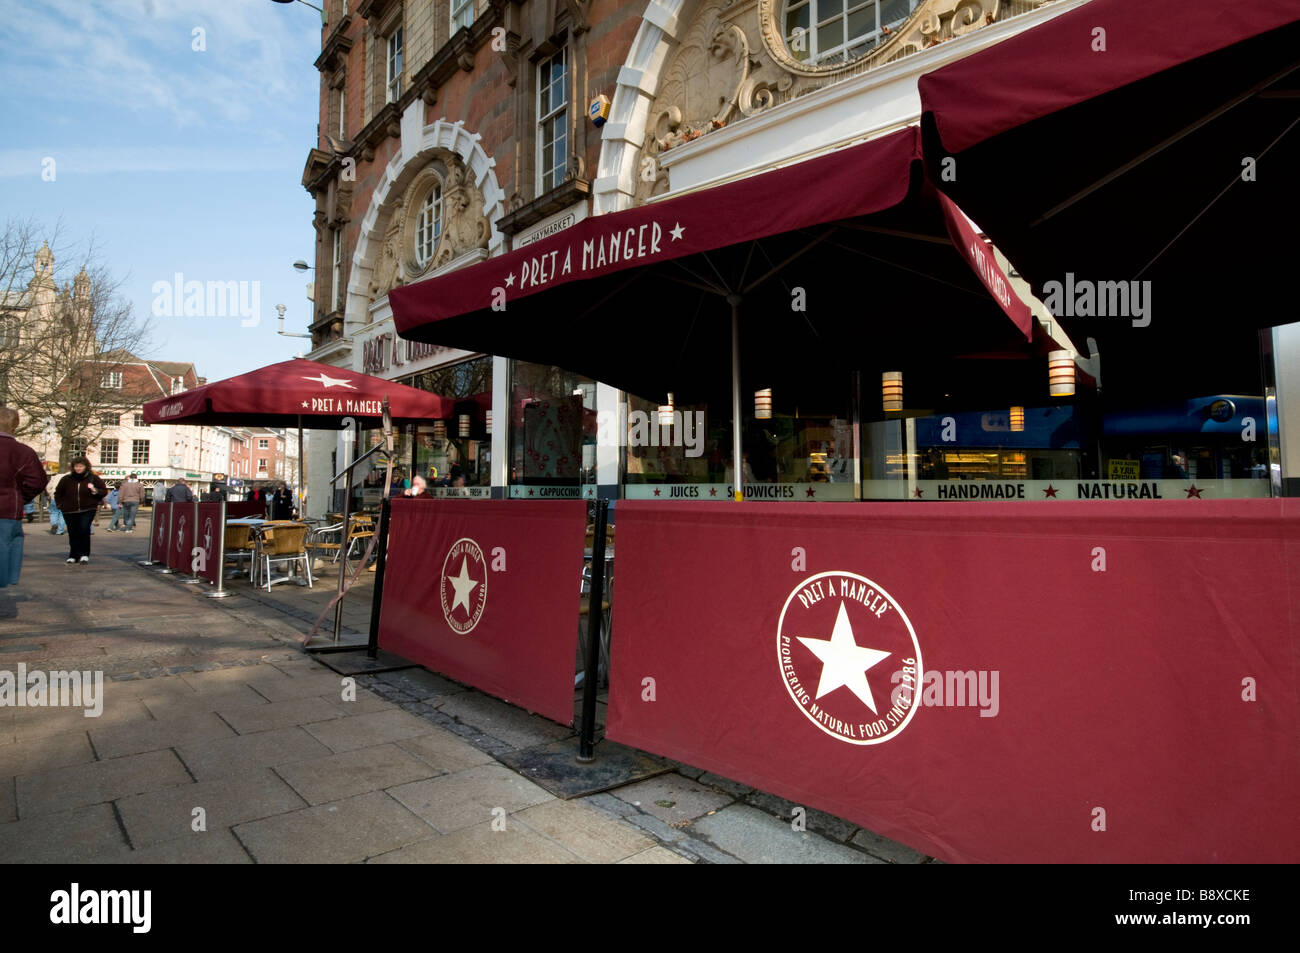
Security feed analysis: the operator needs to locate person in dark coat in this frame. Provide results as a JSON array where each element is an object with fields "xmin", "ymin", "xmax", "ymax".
[
  {"xmin": 1, "ymin": 407, "xmax": 49, "ymax": 588},
  {"xmin": 271, "ymin": 482, "xmax": 294, "ymax": 520},
  {"xmin": 165, "ymin": 478, "xmax": 196, "ymax": 503},
  {"xmin": 53, "ymin": 456, "xmax": 108, "ymax": 564}
]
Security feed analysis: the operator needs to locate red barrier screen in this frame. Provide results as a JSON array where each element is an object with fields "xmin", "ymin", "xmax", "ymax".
[
  {"xmin": 605, "ymin": 500, "xmax": 1300, "ymax": 863},
  {"xmin": 225, "ymin": 500, "xmax": 264, "ymax": 519},
  {"xmin": 195, "ymin": 502, "xmax": 224, "ymax": 584},
  {"xmin": 377, "ymin": 499, "xmax": 587, "ymax": 725},
  {"xmin": 166, "ymin": 503, "xmax": 196, "ymax": 573},
  {"xmin": 150, "ymin": 502, "xmax": 171, "ymax": 564}
]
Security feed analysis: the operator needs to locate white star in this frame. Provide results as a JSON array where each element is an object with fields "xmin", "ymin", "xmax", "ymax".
[
  {"xmin": 301, "ymin": 400, "xmax": 309, "ymax": 408},
  {"xmin": 797, "ymin": 601, "xmax": 891, "ymax": 714},
  {"xmin": 504, "ymin": 272, "xmax": 515, "ymax": 287},
  {"xmin": 302, "ymin": 373, "xmax": 357, "ymax": 389},
  {"xmin": 669, "ymin": 222, "xmax": 685, "ymax": 241},
  {"xmin": 446, "ymin": 556, "xmax": 480, "ymax": 616}
]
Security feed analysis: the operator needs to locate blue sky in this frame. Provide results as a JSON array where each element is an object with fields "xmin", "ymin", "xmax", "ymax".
[{"xmin": 0, "ymin": 0, "xmax": 324, "ymax": 381}]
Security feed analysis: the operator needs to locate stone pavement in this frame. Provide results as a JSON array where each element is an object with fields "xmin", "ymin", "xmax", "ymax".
[{"xmin": 0, "ymin": 510, "xmax": 934, "ymax": 864}]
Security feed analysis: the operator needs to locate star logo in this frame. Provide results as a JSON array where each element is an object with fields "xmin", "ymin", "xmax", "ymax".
[
  {"xmin": 669, "ymin": 222, "xmax": 685, "ymax": 241},
  {"xmin": 913, "ymin": 487, "xmax": 924, "ymax": 498},
  {"xmin": 1043, "ymin": 484, "xmax": 1059, "ymax": 498},
  {"xmin": 708, "ymin": 487, "xmax": 718, "ymax": 497},
  {"xmin": 805, "ymin": 487, "xmax": 816, "ymax": 498},
  {"xmin": 777, "ymin": 571, "xmax": 922, "ymax": 745},
  {"xmin": 302, "ymin": 373, "xmax": 357, "ymax": 389},
  {"xmin": 504, "ymin": 272, "xmax": 515, "ymax": 287},
  {"xmin": 1185, "ymin": 484, "xmax": 1204, "ymax": 499},
  {"xmin": 440, "ymin": 538, "xmax": 487, "ymax": 635},
  {"xmin": 301, "ymin": 401, "xmax": 309, "ymax": 409},
  {"xmin": 653, "ymin": 488, "xmax": 661, "ymax": 497},
  {"xmin": 797, "ymin": 602, "xmax": 892, "ymax": 714}
]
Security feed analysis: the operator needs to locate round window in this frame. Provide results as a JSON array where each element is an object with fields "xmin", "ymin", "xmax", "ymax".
[
  {"xmin": 782, "ymin": 0, "xmax": 920, "ymax": 66},
  {"xmin": 413, "ymin": 182, "xmax": 443, "ymax": 269}
]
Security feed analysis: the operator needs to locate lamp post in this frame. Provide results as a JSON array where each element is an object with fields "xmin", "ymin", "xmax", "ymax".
[{"xmin": 268, "ymin": 0, "xmax": 326, "ymax": 26}]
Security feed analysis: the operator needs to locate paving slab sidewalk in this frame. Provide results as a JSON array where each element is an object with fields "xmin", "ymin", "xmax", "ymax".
[{"xmin": 0, "ymin": 514, "xmax": 932, "ymax": 864}]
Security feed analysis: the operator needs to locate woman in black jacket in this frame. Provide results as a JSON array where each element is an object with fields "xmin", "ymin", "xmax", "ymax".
[{"xmin": 54, "ymin": 457, "xmax": 108, "ymax": 564}]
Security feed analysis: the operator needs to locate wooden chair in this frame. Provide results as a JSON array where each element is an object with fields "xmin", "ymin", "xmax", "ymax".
[{"xmin": 258, "ymin": 523, "xmax": 313, "ymax": 591}]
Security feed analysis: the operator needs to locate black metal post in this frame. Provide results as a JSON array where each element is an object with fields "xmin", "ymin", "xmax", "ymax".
[
  {"xmin": 334, "ymin": 471, "xmax": 352, "ymax": 643},
  {"xmin": 577, "ymin": 497, "xmax": 609, "ymax": 762},
  {"xmin": 366, "ymin": 496, "xmax": 390, "ymax": 659}
]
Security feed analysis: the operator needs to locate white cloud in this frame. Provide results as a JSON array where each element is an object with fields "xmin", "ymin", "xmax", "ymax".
[{"xmin": 0, "ymin": 0, "xmax": 320, "ymax": 129}]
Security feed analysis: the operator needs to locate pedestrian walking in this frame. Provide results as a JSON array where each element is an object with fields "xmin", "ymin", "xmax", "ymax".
[
  {"xmin": 113, "ymin": 473, "xmax": 144, "ymax": 532},
  {"xmin": 165, "ymin": 478, "xmax": 196, "ymax": 503},
  {"xmin": 104, "ymin": 485, "xmax": 120, "ymax": 530},
  {"xmin": 48, "ymin": 490, "xmax": 66, "ymax": 535},
  {"xmin": 153, "ymin": 481, "xmax": 166, "ymax": 505},
  {"xmin": 1, "ymin": 407, "xmax": 50, "ymax": 594},
  {"xmin": 53, "ymin": 456, "xmax": 107, "ymax": 564}
]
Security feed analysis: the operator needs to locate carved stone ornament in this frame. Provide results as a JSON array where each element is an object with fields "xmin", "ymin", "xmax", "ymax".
[
  {"xmin": 366, "ymin": 151, "xmax": 491, "ymax": 302},
  {"xmin": 633, "ymin": 0, "xmax": 1018, "ymax": 203}
]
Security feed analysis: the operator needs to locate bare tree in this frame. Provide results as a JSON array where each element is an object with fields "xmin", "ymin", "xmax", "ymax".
[{"xmin": 1, "ymin": 221, "xmax": 154, "ymax": 470}]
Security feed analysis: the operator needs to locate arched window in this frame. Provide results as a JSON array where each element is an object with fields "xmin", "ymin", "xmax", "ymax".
[
  {"xmin": 414, "ymin": 183, "xmax": 442, "ymax": 268},
  {"xmin": 783, "ymin": 0, "xmax": 920, "ymax": 66}
]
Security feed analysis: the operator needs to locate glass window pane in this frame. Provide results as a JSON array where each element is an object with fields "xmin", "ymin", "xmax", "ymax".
[
  {"xmin": 818, "ymin": 19, "xmax": 844, "ymax": 51},
  {"xmin": 847, "ymin": 4, "xmax": 876, "ymax": 40},
  {"xmin": 881, "ymin": 0, "xmax": 913, "ymax": 28}
]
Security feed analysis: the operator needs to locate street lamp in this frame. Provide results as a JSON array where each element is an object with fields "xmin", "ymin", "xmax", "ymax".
[
  {"xmin": 269, "ymin": 0, "xmax": 326, "ymax": 27},
  {"xmin": 293, "ymin": 260, "xmax": 313, "ymax": 272},
  {"xmin": 275, "ymin": 304, "xmax": 313, "ymax": 340}
]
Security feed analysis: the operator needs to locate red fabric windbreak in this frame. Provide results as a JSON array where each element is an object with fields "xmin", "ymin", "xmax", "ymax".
[
  {"xmin": 606, "ymin": 500, "xmax": 1300, "ymax": 863},
  {"xmin": 166, "ymin": 503, "xmax": 196, "ymax": 573},
  {"xmin": 939, "ymin": 194, "xmax": 1033, "ymax": 341},
  {"xmin": 194, "ymin": 502, "xmax": 224, "ymax": 584},
  {"xmin": 142, "ymin": 358, "xmax": 453, "ymax": 428},
  {"xmin": 150, "ymin": 502, "xmax": 171, "ymax": 564},
  {"xmin": 919, "ymin": 0, "xmax": 1300, "ymax": 155},
  {"xmin": 390, "ymin": 127, "xmax": 920, "ymax": 331},
  {"xmin": 225, "ymin": 501, "xmax": 265, "ymax": 519},
  {"xmin": 377, "ymin": 499, "xmax": 587, "ymax": 725}
]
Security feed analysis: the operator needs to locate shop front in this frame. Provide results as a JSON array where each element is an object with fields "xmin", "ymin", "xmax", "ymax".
[{"xmin": 366, "ymin": 5, "xmax": 1299, "ymax": 863}]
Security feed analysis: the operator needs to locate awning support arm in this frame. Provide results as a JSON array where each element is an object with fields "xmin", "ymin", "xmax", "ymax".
[
  {"xmin": 730, "ymin": 293, "xmax": 743, "ymax": 504},
  {"xmin": 1031, "ymin": 58, "xmax": 1300, "ymax": 227}
]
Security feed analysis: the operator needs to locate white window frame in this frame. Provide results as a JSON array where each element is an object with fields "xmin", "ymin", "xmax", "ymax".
[
  {"xmin": 100, "ymin": 438, "xmax": 119, "ymax": 465},
  {"xmin": 338, "ymin": 84, "xmax": 346, "ymax": 139},
  {"xmin": 133, "ymin": 412, "xmax": 148, "ymax": 428},
  {"xmin": 331, "ymin": 229, "xmax": 342, "ymax": 312},
  {"xmin": 451, "ymin": 0, "xmax": 474, "ymax": 32},
  {"xmin": 782, "ymin": 0, "xmax": 920, "ymax": 66},
  {"xmin": 131, "ymin": 439, "xmax": 150, "ymax": 465},
  {"xmin": 102, "ymin": 370, "xmax": 123, "ymax": 389},
  {"xmin": 386, "ymin": 27, "xmax": 403, "ymax": 103},
  {"xmin": 536, "ymin": 48, "xmax": 569, "ymax": 195},
  {"xmin": 258, "ymin": 439, "xmax": 269, "ymax": 449},
  {"xmin": 414, "ymin": 182, "xmax": 443, "ymax": 268}
]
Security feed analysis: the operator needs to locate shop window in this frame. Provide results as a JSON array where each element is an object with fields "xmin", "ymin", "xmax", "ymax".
[
  {"xmin": 509, "ymin": 361, "xmax": 594, "ymax": 499},
  {"xmin": 783, "ymin": 0, "xmax": 920, "ymax": 66}
]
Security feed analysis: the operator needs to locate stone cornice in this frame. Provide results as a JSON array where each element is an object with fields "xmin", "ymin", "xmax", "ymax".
[
  {"xmin": 301, "ymin": 147, "xmax": 334, "ymax": 193},
  {"xmin": 496, "ymin": 178, "xmax": 590, "ymax": 237},
  {"xmin": 314, "ymin": 14, "xmax": 354, "ymax": 73},
  {"xmin": 402, "ymin": 6, "xmax": 504, "ymax": 110}
]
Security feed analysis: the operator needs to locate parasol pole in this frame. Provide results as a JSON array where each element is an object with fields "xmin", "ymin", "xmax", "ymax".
[
  {"xmin": 297, "ymin": 415, "xmax": 305, "ymax": 517},
  {"xmin": 729, "ymin": 293, "xmax": 744, "ymax": 502}
]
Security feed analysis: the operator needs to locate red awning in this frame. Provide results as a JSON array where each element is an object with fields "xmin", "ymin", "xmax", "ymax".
[
  {"xmin": 920, "ymin": 0, "xmax": 1300, "ymax": 156},
  {"xmin": 389, "ymin": 127, "xmax": 1038, "ymax": 401},
  {"xmin": 142, "ymin": 358, "xmax": 454, "ymax": 429},
  {"xmin": 917, "ymin": 0, "xmax": 1300, "ymax": 395}
]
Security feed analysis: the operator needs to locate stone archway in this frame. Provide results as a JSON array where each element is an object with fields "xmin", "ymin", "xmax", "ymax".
[{"xmin": 345, "ymin": 116, "xmax": 508, "ymax": 332}]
